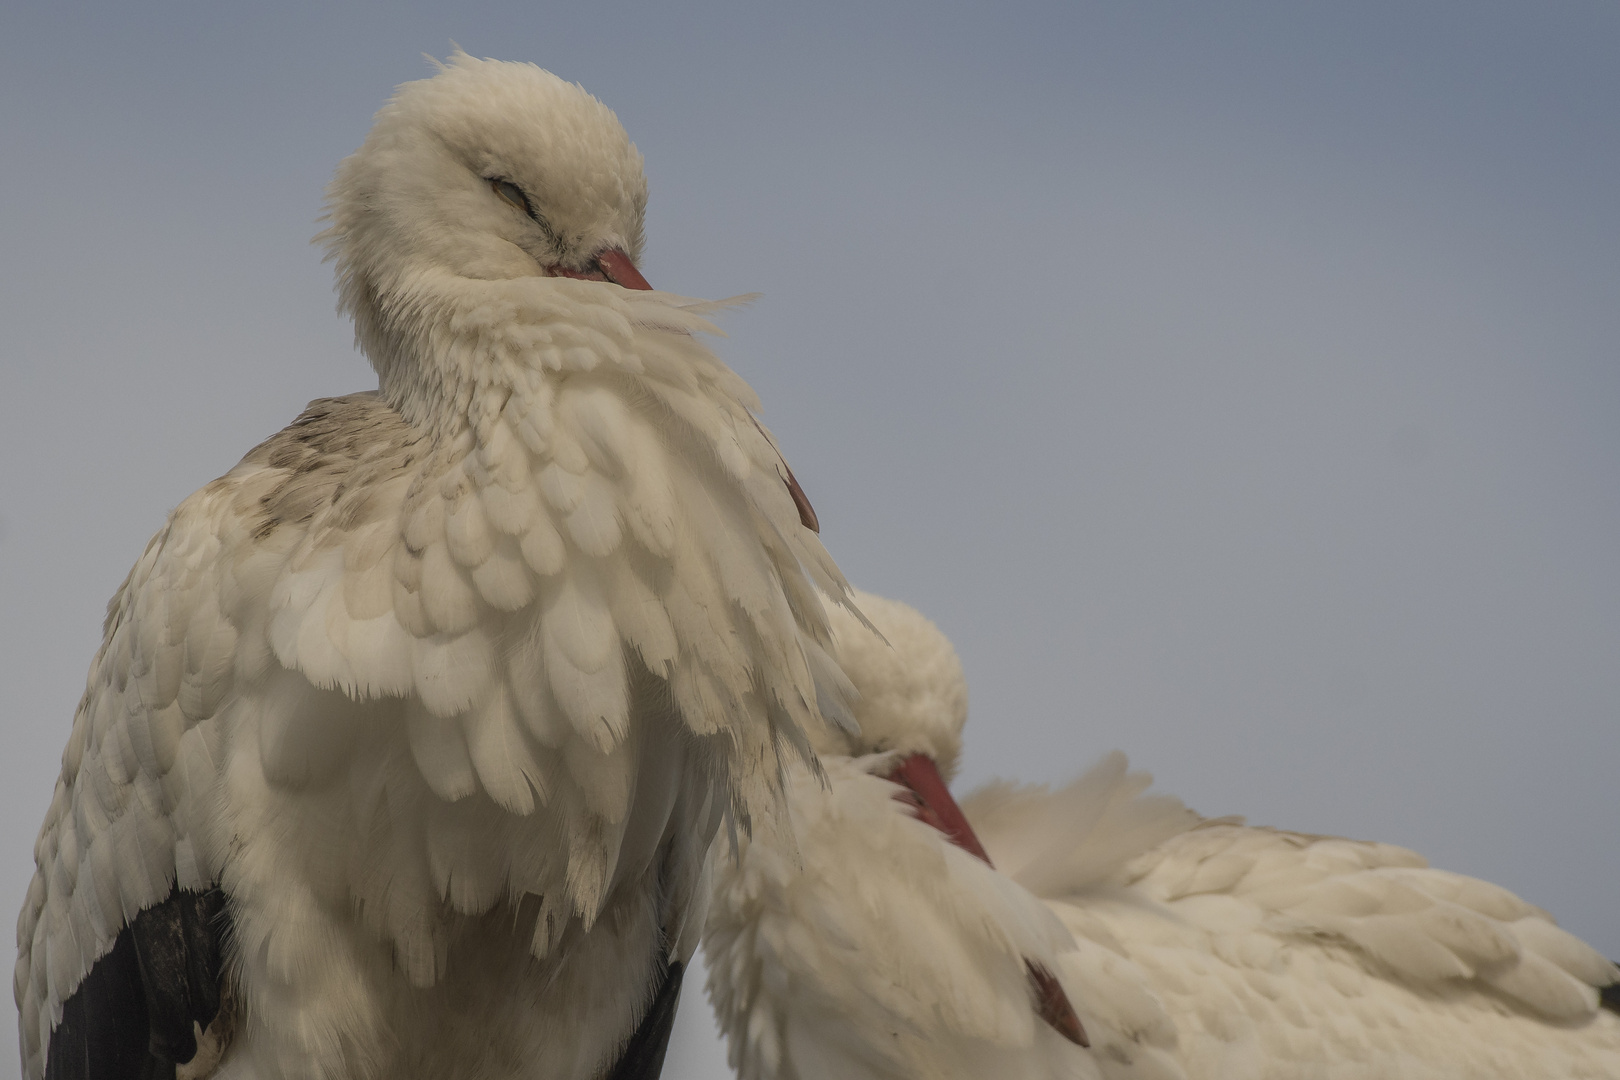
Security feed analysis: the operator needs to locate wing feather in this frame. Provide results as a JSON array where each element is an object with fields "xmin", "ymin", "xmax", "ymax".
[{"xmin": 1123, "ymin": 821, "xmax": 1620, "ymax": 1022}]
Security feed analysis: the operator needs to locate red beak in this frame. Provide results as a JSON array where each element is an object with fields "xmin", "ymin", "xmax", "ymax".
[
  {"xmin": 886, "ymin": 753, "xmax": 993, "ymax": 865},
  {"xmin": 547, "ymin": 247, "xmax": 654, "ymax": 291},
  {"xmin": 885, "ymin": 752, "xmax": 1090, "ymax": 1048},
  {"xmin": 595, "ymin": 248, "xmax": 653, "ymax": 290}
]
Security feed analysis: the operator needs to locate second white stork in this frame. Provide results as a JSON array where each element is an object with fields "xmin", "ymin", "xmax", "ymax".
[{"xmin": 703, "ymin": 589, "xmax": 1620, "ymax": 1079}]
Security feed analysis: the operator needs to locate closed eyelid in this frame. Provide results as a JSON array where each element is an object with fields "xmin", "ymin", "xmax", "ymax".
[
  {"xmin": 488, "ymin": 178, "xmax": 531, "ymax": 215},
  {"xmin": 486, "ymin": 177, "xmax": 564, "ymax": 250}
]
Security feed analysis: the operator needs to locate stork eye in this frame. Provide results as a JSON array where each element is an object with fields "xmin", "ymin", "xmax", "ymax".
[{"xmin": 489, "ymin": 178, "xmax": 533, "ymax": 218}]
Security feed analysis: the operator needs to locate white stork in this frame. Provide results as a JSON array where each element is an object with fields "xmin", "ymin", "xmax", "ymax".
[
  {"xmin": 15, "ymin": 52, "xmax": 854, "ymax": 1080},
  {"xmin": 703, "ymin": 589, "xmax": 1620, "ymax": 1079}
]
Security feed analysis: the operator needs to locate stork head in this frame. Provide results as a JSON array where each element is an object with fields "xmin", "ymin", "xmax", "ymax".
[
  {"xmin": 821, "ymin": 589, "xmax": 1015, "ymax": 869},
  {"xmin": 822, "ymin": 589, "xmax": 969, "ymax": 779},
  {"xmin": 321, "ymin": 51, "xmax": 651, "ymax": 380}
]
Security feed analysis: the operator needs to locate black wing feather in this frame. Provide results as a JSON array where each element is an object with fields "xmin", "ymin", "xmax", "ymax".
[
  {"xmin": 605, "ymin": 957, "xmax": 685, "ymax": 1080},
  {"xmin": 44, "ymin": 930, "xmax": 149, "ymax": 1080},
  {"xmin": 45, "ymin": 888, "xmax": 227, "ymax": 1080}
]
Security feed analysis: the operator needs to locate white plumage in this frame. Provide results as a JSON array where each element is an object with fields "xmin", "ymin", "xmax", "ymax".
[
  {"xmin": 17, "ymin": 52, "xmax": 852, "ymax": 1080},
  {"xmin": 703, "ymin": 589, "xmax": 1620, "ymax": 1079}
]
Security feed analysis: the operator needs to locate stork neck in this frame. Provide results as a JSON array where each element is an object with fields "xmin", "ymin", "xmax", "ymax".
[
  {"xmin": 377, "ymin": 348, "xmax": 491, "ymax": 441},
  {"xmin": 363, "ymin": 272, "xmax": 554, "ymax": 439}
]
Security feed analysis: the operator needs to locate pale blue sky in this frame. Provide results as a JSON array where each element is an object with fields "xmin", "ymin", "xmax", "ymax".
[{"xmin": 2, "ymin": 3, "xmax": 1617, "ymax": 1075}]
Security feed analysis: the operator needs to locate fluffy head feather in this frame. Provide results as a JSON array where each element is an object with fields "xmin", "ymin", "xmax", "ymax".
[
  {"xmin": 820, "ymin": 588, "xmax": 969, "ymax": 778},
  {"xmin": 320, "ymin": 50, "xmax": 649, "ymax": 390}
]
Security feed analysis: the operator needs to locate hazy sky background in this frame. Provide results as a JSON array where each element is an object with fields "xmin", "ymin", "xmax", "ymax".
[{"xmin": 2, "ymin": 2, "xmax": 1617, "ymax": 1075}]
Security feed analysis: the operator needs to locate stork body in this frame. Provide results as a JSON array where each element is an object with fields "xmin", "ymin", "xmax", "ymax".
[
  {"xmin": 17, "ymin": 54, "xmax": 851, "ymax": 1080},
  {"xmin": 704, "ymin": 590, "xmax": 1620, "ymax": 1080},
  {"xmin": 970, "ymin": 766, "xmax": 1620, "ymax": 1080}
]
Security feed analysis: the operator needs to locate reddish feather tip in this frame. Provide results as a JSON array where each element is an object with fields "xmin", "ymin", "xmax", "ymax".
[
  {"xmin": 784, "ymin": 466, "xmax": 819, "ymax": 533},
  {"xmin": 1026, "ymin": 960, "xmax": 1089, "ymax": 1047}
]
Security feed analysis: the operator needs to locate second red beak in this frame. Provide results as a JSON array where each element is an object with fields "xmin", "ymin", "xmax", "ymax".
[{"xmin": 884, "ymin": 752, "xmax": 1090, "ymax": 1048}]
